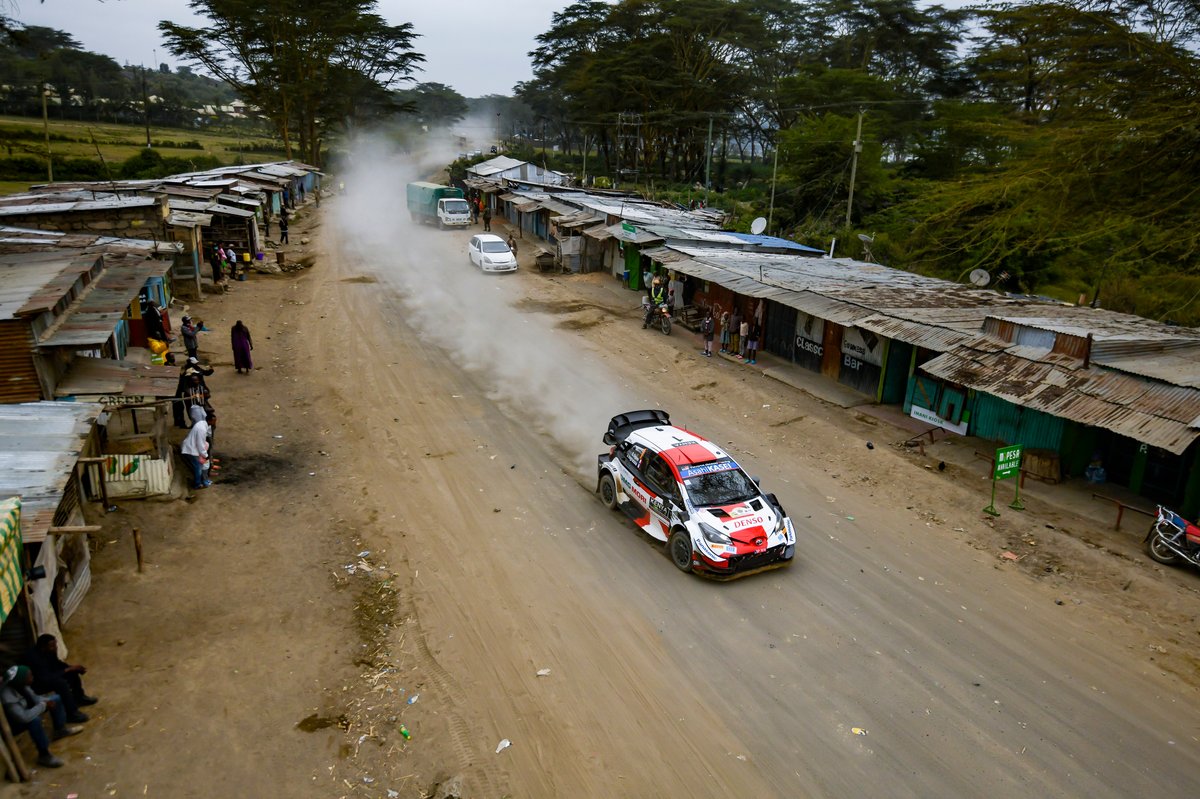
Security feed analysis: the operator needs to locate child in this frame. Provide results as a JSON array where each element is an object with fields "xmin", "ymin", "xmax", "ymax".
[
  {"xmin": 739, "ymin": 316, "xmax": 750, "ymax": 359},
  {"xmin": 700, "ymin": 310, "xmax": 715, "ymax": 357},
  {"xmin": 746, "ymin": 319, "xmax": 761, "ymax": 364}
]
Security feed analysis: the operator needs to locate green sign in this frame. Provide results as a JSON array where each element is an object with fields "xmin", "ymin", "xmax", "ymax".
[
  {"xmin": 621, "ymin": 221, "xmax": 636, "ymax": 238},
  {"xmin": 994, "ymin": 444, "xmax": 1022, "ymax": 480}
]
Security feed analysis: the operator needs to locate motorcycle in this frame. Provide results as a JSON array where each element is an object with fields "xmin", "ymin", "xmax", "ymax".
[
  {"xmin": 1145, "ymin": 505, "xmax": 1200, "ymax": 569},
  {"xmin": 641, "ymin": 299, "xmax": 672, "ymax": 335}
]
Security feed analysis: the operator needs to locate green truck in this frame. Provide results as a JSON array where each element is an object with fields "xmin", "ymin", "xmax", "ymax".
[{"xmin": 406, "ymin": 182, "xmax": 471, "ymax": 228}]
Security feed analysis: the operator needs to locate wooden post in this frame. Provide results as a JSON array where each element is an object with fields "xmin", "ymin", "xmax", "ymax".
[
  {"xmin": 133, "ymin": 528, "xmax": 144, "ymax": 573},
  {"xmin": 0, "ymin": 708, "xmax": 30, "ymax": 781}
]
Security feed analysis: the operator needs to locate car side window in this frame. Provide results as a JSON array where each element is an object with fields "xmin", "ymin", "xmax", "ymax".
[
  {"xmin": 619, "ymin": 442, "xmax": 645, "ymax": 474},
  {"xmin": 643, "ymin": 454, "xmax": 676, "ymax": 499}
]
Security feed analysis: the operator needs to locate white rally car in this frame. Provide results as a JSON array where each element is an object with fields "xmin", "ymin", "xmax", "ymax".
[{"xmin": 596, "ymin": 410, "xmax": 796, "ymax": 576}]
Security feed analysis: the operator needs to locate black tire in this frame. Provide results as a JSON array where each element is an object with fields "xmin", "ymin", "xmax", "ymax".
[
  {"xmin": 599, "ymin": 472, "xmax": 619, "ymax": 510},
  {"xmin": 668, "ymin": 529, "xmax": 694, "ymax": 572},
  {"xmin": 660, "ymin": 313, "xmax": 671, "ymax": 335},
  {"xmin": 1147, "ymin": 532, "xmax": 1181, "ymax": 565},
  {"xmin": 438, "ymin": 219, "xmax": 445, "ymax": 230}
]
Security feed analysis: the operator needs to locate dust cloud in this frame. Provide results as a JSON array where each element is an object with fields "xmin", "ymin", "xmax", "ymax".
[{"xmin": 331, "ymin": 134, "xmax": 634, "ymax": 475}]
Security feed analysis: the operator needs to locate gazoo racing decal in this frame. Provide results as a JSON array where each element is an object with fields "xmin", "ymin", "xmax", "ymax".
[
  {"xmin": 728, "ymin": 505, "xmax": 755, "ymax": 517},
  {"xmin": 678, "ymin": 458, "xmax": 738, "ymax": 479}
]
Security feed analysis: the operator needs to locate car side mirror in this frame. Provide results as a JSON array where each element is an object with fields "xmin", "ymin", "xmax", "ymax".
[{"xmin": 752, "ymin": 476, "xmax": 761, "ymax": 486}]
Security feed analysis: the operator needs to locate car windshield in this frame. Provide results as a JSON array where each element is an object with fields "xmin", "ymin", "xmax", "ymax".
[
  {"xmin": 444, "ymin": 200, "xmax": 469, "ymax": 213},
  {"xmin": 681, "ymin": 460, "xmax": 758, "ymax": 506},
  {"xmin": 482, "ymin": 241, "xmax": 510, "ymax": 254}
]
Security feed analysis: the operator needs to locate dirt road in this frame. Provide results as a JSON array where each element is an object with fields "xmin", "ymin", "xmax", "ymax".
[{"xmin": 22, "ymin": 152, "xmax": 1200, "ymax": 798}]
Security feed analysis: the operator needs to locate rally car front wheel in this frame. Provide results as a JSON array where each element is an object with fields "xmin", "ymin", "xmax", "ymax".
[
  {"xmin": 599, "ymin": 473, "xmax": 619, "ymax": 510},
  {"xmin": 668, "ymin": 529, "xmax": 694, "ymax": 572}
]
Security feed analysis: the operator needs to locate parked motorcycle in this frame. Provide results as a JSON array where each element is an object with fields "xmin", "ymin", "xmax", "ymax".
[
  {"xmin": 641, "ymin": 300, "xmax": 672, "ymax": 335},
  {"xmin": 1145, "ymin": 505, "xmax": 1200, "ymax": 569}
]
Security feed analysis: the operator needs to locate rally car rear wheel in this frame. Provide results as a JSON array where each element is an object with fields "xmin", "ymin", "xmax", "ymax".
[
  {"xmin": 668, "ymin": 529, "xmax": 694, "ymax": 572},
  {"xmin": 599, "ymin": 473, "xmax": 619, "ymax": 510}
]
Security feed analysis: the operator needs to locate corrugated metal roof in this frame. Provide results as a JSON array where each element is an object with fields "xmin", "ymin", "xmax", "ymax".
[
  {"xmin": 610, "ymin": 224, "xmax": 664, "ymax": 245},
  {"xmin": 920, "ymin": 345, "xmax": 1200, "ymax": 454},
  {"xmin": 583, "ymin": 225, "xmax": 614, "ymax": 241},
  {"xmin": 1092, "ymin": 343, "xmax": 1200, "ymax": 388},
  {"xmin": 38, "ymin": 257, "xmax": 173, "ymax": 347},
  {"xmin": 0, "ymin": 401, "xmax": 100, "ymax": 543}
]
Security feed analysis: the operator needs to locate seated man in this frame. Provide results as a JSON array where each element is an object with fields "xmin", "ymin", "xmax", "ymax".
[
  {"xmin": 1, "ymin": 665, "xmax": 81, "ymax": 768},
  {"xmin": 25, "ymin": 634, "xmax": 96, "ymax": 723}
]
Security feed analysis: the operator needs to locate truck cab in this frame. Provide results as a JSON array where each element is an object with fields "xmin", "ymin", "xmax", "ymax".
[{"xmin": 438, "ymin": 197, "xmax": 471, "ymax": 227}]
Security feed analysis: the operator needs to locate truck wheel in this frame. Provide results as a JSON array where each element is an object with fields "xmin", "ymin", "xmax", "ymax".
[
  {"xmin": 599, "ymin": 473, "xmax": 619, "ymax": 510},
  {"xmin": 438, "ymin": 219, "xmax": 445, "ymax": 230},
  {"xmin": 668, "ymin": 529, "xmax": 694, "ymax": 572}
]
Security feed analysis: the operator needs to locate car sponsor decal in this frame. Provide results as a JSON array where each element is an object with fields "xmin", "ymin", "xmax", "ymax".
[
  {"xmin": 728, "ymin": 505, "xmax": 754, "ymax": 518},
  {"xmin": 730, "ymin": 515, "xmax": 765, "ymax": 530},
  {"xmin": 678, "ymin": 459, "xmax": 738, "ymax": 479}
]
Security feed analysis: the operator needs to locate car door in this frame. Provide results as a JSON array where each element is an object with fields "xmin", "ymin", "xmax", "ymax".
[
  {"xmin": 641, "ymin": 452, "xmax": 682, "ymax": 541},
  {"xmin": 468, "ymin": 236, "xmax": 480, "ymax": 266}
]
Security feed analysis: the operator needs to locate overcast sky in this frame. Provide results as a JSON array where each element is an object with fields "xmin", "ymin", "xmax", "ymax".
[{"xmin": 10, "ymin": 0, "xmax": 565, "ymax": 97}]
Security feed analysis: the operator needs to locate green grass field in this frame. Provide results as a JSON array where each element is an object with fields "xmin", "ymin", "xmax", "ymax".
[{"xmin": 0, "ymin": 115, "xmax": 286, "ymax": 194}]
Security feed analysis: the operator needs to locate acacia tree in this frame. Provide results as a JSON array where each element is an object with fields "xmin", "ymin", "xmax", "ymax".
[{"xmin": 160, "ymin": 0, "xmax": 422, "ymax": 165}]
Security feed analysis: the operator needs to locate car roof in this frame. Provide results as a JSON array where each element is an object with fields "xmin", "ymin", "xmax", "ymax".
[
  {"xmin": 476, "ymin": 234, "xmax": 506, "ymax": 243},
  {"xmin": 628, "ymin": 425, "xmax": 727, "ymax": 468}
]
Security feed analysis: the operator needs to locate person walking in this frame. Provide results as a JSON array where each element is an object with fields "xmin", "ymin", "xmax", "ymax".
[
  {"xmin": 700, "ymin": 309, "xmax": 715, "ymax": 357},
  {"xmin": 728, "ymin": 307, "xmax": 742, "ymax": 357},
  {"xmin": 745, "ymin": 318, "xmax": 761, "ymax": 364},
  {"xmin": 181, "ymin": 404, "xmax": 211, "ymax": 490},
  {"xmin": 180, "ymin": 316, "xmax": 199, "ymax": 359},
  {"xmin": 482, "ymin": 205, "xmax": 492, "ymax": 232},
  {"xmin": 231, "ymin": 320, "xmax": 253, "ymax": 374},
  {"xmin": 739, "ymin": 315, "xmax": 751, "ymax": 360},
  {"xmin": 279, "ymin": 214, "xmax": 289, "ymax": 244},
  {"xmin": 507, "ymin": 233, "xmax": 518, "ymax": 255},
  {"xmin": 1, "ymin": 665, "xmax": 82, "ymax": 768}
]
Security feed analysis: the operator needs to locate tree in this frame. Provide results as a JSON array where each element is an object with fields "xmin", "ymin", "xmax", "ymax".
[
  {"xmin": 160, "ymin": 0, "xmax": 423, "ymax": 165},
  {"xmin": 394, "ymin": 82, "xmax": 468, "ymax": 128}
]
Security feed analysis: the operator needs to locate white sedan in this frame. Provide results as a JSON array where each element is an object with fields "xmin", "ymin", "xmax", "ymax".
[{"xmin": 467, "ymin": 234, "xmax": 518, "ymax": 273}]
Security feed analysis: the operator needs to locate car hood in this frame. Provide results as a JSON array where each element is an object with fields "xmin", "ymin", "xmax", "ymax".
[{"xmin": 694, "ymin": 500, "xmax": 779, "ymax": 542}]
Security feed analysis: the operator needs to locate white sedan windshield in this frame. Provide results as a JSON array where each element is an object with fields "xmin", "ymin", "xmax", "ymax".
[{"xmin": 482, "ymin": 241, "xmax": 510, "ymax": 254}]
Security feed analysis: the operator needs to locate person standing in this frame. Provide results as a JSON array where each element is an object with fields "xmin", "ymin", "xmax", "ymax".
[
  {"xmin": 279, "ymin": 214, "xmax": 289, "ymax": 244},
  {"xmin": 507, "ymin": 233, "xmax": 518, "ymax": 255},
  {"xmin": 482, "ymin": 204, "xmax": 492, "ymax": 232},
  {"xmin": 1, "ymin": 665, "xmax": 81, "ymax": 768},
  {"xmin": 231, "ymin": 320, "xmax": 253, "ymax": 374},
  {"xmin": 746, "ymin": 318, "xmax": 761, "ymax": 364},
  {"xmin": 739, "ymin": 315, "xmax": 751, "ymax": 359},
  {"xmin": 728, "ymin": 307, "xmax": 742, "ymax": 357},
  {"xmin": 180, "ymin": 316, "xmax": 199, "ymax": 359},
  {"xmin": 700, "ymin": 309, "xmax": 715, "ymax": 357},
  {"xmin": 718, "ymin": 310, "xmax": 731, "ymax": 354},
  {"xmin": 181, "ymin": 404, "xmax": 211, "ymax": 490}
]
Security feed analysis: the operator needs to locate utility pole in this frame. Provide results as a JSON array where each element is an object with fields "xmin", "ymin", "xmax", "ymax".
[
  {"xmin": 141, "ymin": 64, "xmax": 151, "ymax": 148},
  {"xmin": 41, "ymin": 85, "xmax": 52, "ymax": 182},
  {"xmin": 767, "ymin": 139, "xmax": 780, "ymax": 235},
  {"xmin": 844, "ymin": 109, "xmax": 864, "ymax": 228},
  {"xmin": 703, "ymin": 116, "xmax": 714, "ymax": 206}
]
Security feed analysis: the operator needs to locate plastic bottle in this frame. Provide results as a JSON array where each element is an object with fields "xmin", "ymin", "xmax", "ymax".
[{"xmin": 399, "ymin": 724, "xmax": 411, "ymax": 740}]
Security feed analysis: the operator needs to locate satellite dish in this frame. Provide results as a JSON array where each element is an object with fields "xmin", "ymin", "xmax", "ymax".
[
  {"xmin": 857, "ymin": 233, "xmax": 874, "ymax": 244},
  {"xmin": 969, "ymin": 268, "xmax": 992, "ymax": 287},
  {"xmin": 750, "ymin": 217, "xmax": 767, "ymax": 235}
]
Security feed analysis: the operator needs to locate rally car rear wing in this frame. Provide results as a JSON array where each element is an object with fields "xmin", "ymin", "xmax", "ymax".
[{"xmin": 603, "ymin": 409, "xmax": 671, "ymax": 445}]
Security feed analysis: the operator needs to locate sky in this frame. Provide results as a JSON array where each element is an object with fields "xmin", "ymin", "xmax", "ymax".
[{"xmin": 10, "ymin": 0, "xmax": 565, "ymax": 97}]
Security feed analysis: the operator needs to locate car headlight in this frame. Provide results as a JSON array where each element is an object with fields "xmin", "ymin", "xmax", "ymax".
[{"xmin": 699, "ymin": 523, "xmax": 730, "ymax": 545}]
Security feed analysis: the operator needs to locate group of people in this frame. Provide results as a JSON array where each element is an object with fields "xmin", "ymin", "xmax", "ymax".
[
  {"xmin": 208, "ymin": 242, "xmax": 249, "ymax": 291},
  {"xmin": 709, "ymin": 307, "xmax": 760, "ymax": 363},
  {"xmin": 172, "ymin": 320, "xmax": 254, "ymax": 490},
  {"xmin": 0, "ymin": 635, "xmax": 96, "ymax": 768}
]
